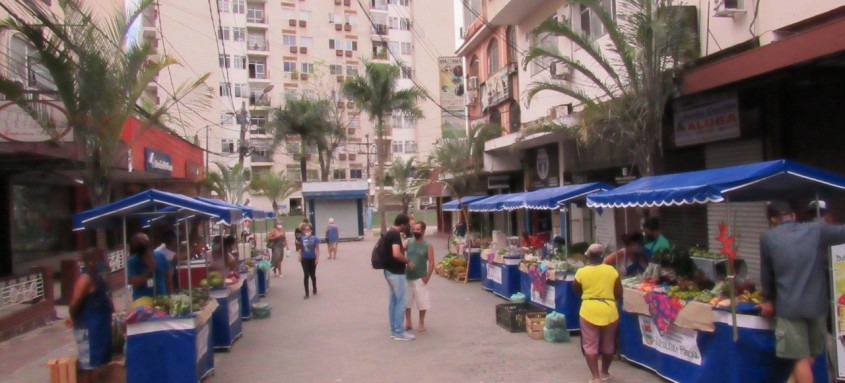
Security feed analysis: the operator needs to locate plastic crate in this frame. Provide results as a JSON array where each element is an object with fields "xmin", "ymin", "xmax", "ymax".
[{"xmin": 495, "ymin": 303, "xmax": 545, "ymax": 332}]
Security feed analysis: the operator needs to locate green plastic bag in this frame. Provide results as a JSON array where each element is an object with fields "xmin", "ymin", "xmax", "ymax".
[
  {"xmin": 543, "ymin": 327, "xmax": 570, "ymax": 343},
  {"xmin": 257, "ymin": 259, "xmax": 272, "ymax": 271},
  {"xmin": 509, "ymin": 292, "xmax": 526, "ymax": 303}
]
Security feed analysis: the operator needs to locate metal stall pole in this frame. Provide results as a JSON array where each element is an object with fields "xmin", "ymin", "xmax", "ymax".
[
  {"xmin": 122, "ymin": 216, "xmax": 130, "ymax": 309},
  {"xmin": 185, "ymin": 218, "xmax": 193, "ymax": 305}
]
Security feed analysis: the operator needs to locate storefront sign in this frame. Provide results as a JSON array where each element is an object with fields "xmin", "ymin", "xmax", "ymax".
[
  {"xmin": 527, "ymin": 144, "xmax": 560, "ymax": 190},
  {"xmin": 530, "ymin": 284, "xmax": 556, "ymax": 309},
  {"xmin": 830, "ymin": 243, "xmax": 845, "ymax": 379},
  {"xmin": 438, "ymin": 57, "xmax": 467, "ymax": 138},
  {"xmin": 488, "ymin": 175, "xmax": 510, "ymax": 190},
  {"xmin": 638, "ymin": 316, "xmax": 702, "ymax": 365},
  {"xmin": 145, "ymin": 148, "xmax": 173, "ymax": 176},
  {"xmin": 673, "ymin": 96, "xmax": 740, "ymax": 147},
  {"xmin": 487, "ymin": 264, "xmax": 502, "ymax": 284},
  {"xmin": 481, "ymin": 66, "xmax": 511, "ymax": 110}
]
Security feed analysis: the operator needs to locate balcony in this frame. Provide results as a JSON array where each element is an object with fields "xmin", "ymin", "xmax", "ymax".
[
  {"xmin": 372, "ymin": 24, "xmax": 388, "ymax": 36},
  {"xmin": 250, "ymin": 152, "xmax": 273, "ymax": 164},
  {"xmin": 370, "ymin": 1, "xmax": 387, "ymax": 11},
  {"xmin": 372, "ymin": 49, "xmax": 389, "ymax": 61},
  {"xmin": 247, "ymin": 40, "xmax": 270, "ymax": 55}
]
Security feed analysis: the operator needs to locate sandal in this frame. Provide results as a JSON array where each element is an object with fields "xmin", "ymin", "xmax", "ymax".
[{"xmin": 600, "ymin": 373, "xmax": 613, "ymax": 381}]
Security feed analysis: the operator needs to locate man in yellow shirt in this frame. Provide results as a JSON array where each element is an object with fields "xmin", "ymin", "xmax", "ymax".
[{"xmin": 574, "ymin": 244, "xmax": 622, "ymax": 383}]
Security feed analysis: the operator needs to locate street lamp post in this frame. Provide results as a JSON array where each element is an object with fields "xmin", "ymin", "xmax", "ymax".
[{"xmin": 346, "ymin": 134, "xmax": 377, "ymax": 205}]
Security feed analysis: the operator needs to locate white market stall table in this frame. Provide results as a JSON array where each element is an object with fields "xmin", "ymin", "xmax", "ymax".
[
  {"xmin": 210, "ymin": 280, "xmax": 244, "ymax": 349},
  {"xmin": 126, "ymin": 300, "xmax": 218, "ymax": 383}
]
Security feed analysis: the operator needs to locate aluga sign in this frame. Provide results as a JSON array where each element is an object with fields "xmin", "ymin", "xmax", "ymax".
[{"xmin": 145, "ymin": 148, "xmax": 173, "ymax": 176}]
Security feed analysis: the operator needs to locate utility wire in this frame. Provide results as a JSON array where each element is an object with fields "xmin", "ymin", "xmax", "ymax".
[
  {"xmin": 154, "ymin": 0, "xmax": 188, "ymax": 137},
  {"xmin": 206, "ymin": 0, "xmax": 238, "ymax": 113}
]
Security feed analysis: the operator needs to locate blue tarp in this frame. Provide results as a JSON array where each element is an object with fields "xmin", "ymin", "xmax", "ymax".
[
  {"xmin": 195, "ymin": 197, "xmax": 268, "ymax": 220},
  {"xmin": 500, "ymin": 182, "xmax": 614, "ymax": 210},
  {"xmin": 587, "ymin": 159, "xmax": 845, "ymax": 208},
  {"xmin": 72, "ymin": 189, "xmax": 242, "ymax": 231},
  {"xmin": 468, "ymin": 193, "xmax": 526, "ymax": 212},
  {"xmin": 442, "ymin": 195, "xmax": 489, "ymax": 211}
]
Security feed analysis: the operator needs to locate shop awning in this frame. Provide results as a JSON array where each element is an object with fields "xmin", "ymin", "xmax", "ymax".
[
  {"xmin": 72, "ymin": 189, "xmax": 242, "ymax": 231},
  {"xmin": 586, "ymin": 159, "xmax": 845, "ymax": 208},
  {"xmin": 500, "ymin": 182, "xmax": 614, "ymax": 210},
  {"xmin": 442, "ymin": 195, "xmax": 489, "ymax": 211},
  {"xmin": 195, "ymin": 196, "xmax": 268, "ymax": 220},
  {"xmin": 468, "ymin": 193, "xmax": 526, "ymax": 212}
]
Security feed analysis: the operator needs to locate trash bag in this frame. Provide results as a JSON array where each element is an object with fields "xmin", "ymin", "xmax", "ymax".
[
  {"xmin": 544, "ymin": 327, "xmax": 570, "ymax": 343},
  {"xmin": 545, "ymin": 311, "xmax": 567, "ymax": 329},
  {"xmin": 257, "ymin": 259, "xmax": 272, "ymax": 271},
  {"xmin": 509, "ymin": 292, "xmax": 526, "ymax": 303}
]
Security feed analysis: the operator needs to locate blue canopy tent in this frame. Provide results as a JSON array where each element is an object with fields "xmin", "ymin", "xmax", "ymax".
[
  {"xmin": 442, "ymin": 195, "xmax": 490, "ymax": 211},
  {"xmin": 468, "ymin": 193, "xmax": 526, "ymax": 212},
  {"xmin": 586, "ymin": 159, "xmax": 845, "ymax": 208},
  {"xmin": 501, "ymin": 182, "xmax": 615, "ymax": 210}
]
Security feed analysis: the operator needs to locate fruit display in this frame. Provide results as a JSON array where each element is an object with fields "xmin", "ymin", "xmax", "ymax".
[
  {"xmin": 689, "ymin": 247, "xmax": 726, "ymax": 259},
  {"xmin": 436, "ymin": 253, "xmax": 469, "ymax": 279},
  {"xmin": 202, "ymin": 271, "xmax": 225, "ymax": 288}
]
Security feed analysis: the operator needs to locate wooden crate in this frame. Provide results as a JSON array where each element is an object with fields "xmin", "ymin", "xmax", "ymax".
[
  {"xmin": 48, "ymin": 357, "xmax": 77, "ymax": 383},
  {"xmin": 525, "ymin": 312, "xmax": 546, "ymax": 340}
]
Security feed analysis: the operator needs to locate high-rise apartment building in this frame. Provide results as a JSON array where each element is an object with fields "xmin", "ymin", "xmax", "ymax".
[{"xmin": 142, "ymin": 0, "xmax": 455, "ymax": 213}]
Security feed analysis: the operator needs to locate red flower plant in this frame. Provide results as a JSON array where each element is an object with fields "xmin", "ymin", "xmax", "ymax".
[{"xmin": 716, "ymin": 221, "xmax": 738, "ymax": 261}]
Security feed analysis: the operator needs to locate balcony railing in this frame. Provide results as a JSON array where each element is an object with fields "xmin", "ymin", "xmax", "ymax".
[{"xmin": 248, "ymin": 40, "xmax": 269, "ymax": 51}]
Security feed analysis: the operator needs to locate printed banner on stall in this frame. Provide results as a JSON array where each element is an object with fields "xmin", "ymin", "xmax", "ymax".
[
  {"xmin": 831, "ymin": 243, "xmax": 845, "ymax": 379},
  {"xmin": 487, "ymin": 264, "xmax": 503, "ymax": 284},
  {"xmin": 638, "ymin": 315, "xmax": 702, "ymax": 365},
  {"xmin": 229, "ymin": 300, "xmax": 239, "ymax": 326},
  {"xmin": 196, "ymin": 323, "xmax": 209, "ymax": 363},
  {"xmin": 530, "ymin": 284, "xmax": 556, "ymax": 309}
]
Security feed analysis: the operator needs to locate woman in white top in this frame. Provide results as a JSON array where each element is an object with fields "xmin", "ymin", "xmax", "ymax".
[{"xmin": 603, "ymin": 233, "xmax": 647, "ymax": 277}]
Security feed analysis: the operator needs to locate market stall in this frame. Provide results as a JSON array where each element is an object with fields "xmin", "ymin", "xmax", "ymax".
[
  {"xmin": 72, "ymin": 189, "xmax": 242, "ymax": 383},
  {"xmin": 210, "ymin": 280, "xmax": 244, "ymax": 349},
  {"xmin": 586, "ymin": 159, "xmax": 845, "ymax": 383},
  {"xmin": 240, "ymin": 267, "xmax": 258, "ymax": 319}
]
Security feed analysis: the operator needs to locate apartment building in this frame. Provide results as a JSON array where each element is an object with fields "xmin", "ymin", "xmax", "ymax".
[
  {"xmin": 455, "ymin": 0, "xmax": 845, "ymax": 275},
  {"xmin": 143, "ymin": 0, "xmax": 455, "ymax": 213}
]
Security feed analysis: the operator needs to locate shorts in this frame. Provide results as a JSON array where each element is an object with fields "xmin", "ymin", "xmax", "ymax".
[
  {"xmin": 775, "ymin": 316, "xmax": 826, "ymax": 359},
  {"xmin": 73, "ymin": 328, "xmax": 95, "ymax": 370},
  {"xmin": 405, "ymin": 278, "xmax": 431, "ymax": 311},
  {"xmin": 580, "ymin": 317, "xmax": 618, "ymax": 355},
  {"xmin": 327, "ymin": 242, "xmax": 338, "ymax": 250}
]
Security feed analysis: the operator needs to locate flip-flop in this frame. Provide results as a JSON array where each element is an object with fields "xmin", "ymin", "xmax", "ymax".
[
  {"xmin": 600, "ymin": 373, "xmax": 613, "ymax": 381},
  {"xmin": 416, "ymin": 327, "xmax": 426, "ymax": 332}
]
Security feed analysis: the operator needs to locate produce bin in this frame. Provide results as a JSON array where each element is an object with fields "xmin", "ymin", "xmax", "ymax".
[{"xmin": 495, "ymin": 302, "xmax": 545, "ymax": 332}]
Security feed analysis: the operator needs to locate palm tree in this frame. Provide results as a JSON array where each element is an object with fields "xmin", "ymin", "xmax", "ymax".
[
  {"xmin": 429, "ymin": 123, "xmax": 501, "ymax": 238},
  {"xmin": 388, "ymin": 157, "xmax": 429, "ymax": 215},
  {"xmin": 315, "ymin": 118, "xmax": 346, "ymax": 181},
  {"xmin": 267, "ymin": 94, "xmax": 331, "ymax": 182},
  {"xmin": 198, "ymin": 162, "xmax": 251, "ymax": 205},
  {"xmin": 523, "ymin": 0, "xmax": 697, "ymax": 176},
  {"xmin": 250, "ymin": 170, "xmax": 297, "ymax": 214},
  {"xmin": 342, "ymin": 62, "xmax": 423, "ymax": 232},
  {"xmin": 0, "ymin": 0, "xmax": 209, "ymax": 207}
]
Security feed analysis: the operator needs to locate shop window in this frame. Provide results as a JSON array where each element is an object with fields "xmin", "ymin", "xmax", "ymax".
[{"xmin": 487, "ymin": 39, "xmax": 499, "ymax": 75}]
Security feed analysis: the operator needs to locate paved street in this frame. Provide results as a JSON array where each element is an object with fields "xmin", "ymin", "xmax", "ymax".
[{"xmin": 0, "ymin": 232, "xmax": 662, "ymax": 383}]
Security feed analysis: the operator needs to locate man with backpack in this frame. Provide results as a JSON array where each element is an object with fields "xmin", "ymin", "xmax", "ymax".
[{"xmin": 377, "ymin": 214, "xmax": 416, "ymax": 341}]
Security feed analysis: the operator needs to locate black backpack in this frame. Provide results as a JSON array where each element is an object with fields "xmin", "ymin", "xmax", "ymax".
[{"xmin": 371, "ymin": 232, "xmax": 389, "ymax": 269}]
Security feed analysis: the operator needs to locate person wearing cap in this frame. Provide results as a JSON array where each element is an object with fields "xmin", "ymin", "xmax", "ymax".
[
  {"xmin": 806, "ymin": 200, "xmax": 835, "ymax": 224},
  {"xmin": 760, "ymin": 201, "xmax": 845, "ymax": 383},
  {"xmin": 325, "ymin": 218, "xmax": 340, "ymax": 260},
  {"xmin": 574, "ymin": 243, "xmax": 622, "ymax": 383}
]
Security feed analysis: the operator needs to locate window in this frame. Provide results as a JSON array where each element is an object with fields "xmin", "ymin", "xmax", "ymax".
[
  {"xmin": 329, "ymin": 39, "xmax": 337, "ymax": 49},
  {"xmin": 399, "ymin": 18, "xmax": 411, "ymax": 31},
  {"xmin": 388, "ymin": 17, "xmax": 398, "ymax": 29},
  {"xmin": 349, "ymin": 116, "xmax": 360, "ymax": 128},
  {"xmin": 233, "ymin": 55, "xmax": 246, "ymax": 69},
  {"xmin": 333, "ymin": 169, "xmax": 346, "ymax": 179},
  {"xmin": 350, "ymin": 169, "xmax": 363, "ymax": 179},
  {"xmin": 329, "ymin": 13, "xmax": 341, "ymax": 23},
  {"xmin": 405, "ymin": 141, "xmax": 417, "ymax": 153},
  {"xmin": 346, "ymin": 40, "xmax": 358, "ymax": 51},
  {"xmin": 247, "ymin": 5, "xmax": 264, "ymax": 23},
  {"xmin": 329, "ymin": 65, "xmax": 343, "ymax": 75},
  {"xmin": 286, "ymin": 165, "xmax": 302, "ymax": 181},
  {"xmin": 299, "ymin": 10, "xmax": 311, "ymax": 21},
  {"xmin": 283, "ymin": 34, "xmax": 297, "ymax": 46},
  {"xmin": 487, "ymin": 39, "xmax": 500, "ymax": 75},
  {"xmin": 220, "ymin": 112, "xmax": 234, "ymax": 124},
  {"xmin": 234, "ymin": 83, "xmax": 247, "ymax": 98},
  {"xmin": 580, "ymin": 0, "xmax": 614, "ymax": 40},
  {"xmin": 249, "ymin": 60, "xmax": 266, "ymax": 79},
  {"xmin": 506, "ymin": 26, "xmax": 517, "ymax": 64},
  {"xmin": 299, "ymin": 36, "xmax": 313, "ymax": 47},
  {"xmin": 301, "ymin": 62, "xmax": 314, "ymax": 74},
  {"xmin": 232, "ymin": 0, "xmax": 244, "ymax": 13},
  {"xmin": 217, "ymin": 0, "xmax": 230, "ymax": 12},
  {"xmin": 218, "ymin": 54, "xmax": 231, "ymax": 68},
  {"xmin": 346, "ymin": 15, "xmax": 357, "ymax": 25},
  {"xmin": 285, "ymin": 142, "xmax": 300, "ymax": 154},
  {"xmin": 400, "ymin": 0, "xmax": 409, "ymax": 5},
  {"xmin": 250, "ymin": 115, "xmax": 266, "ymax": 131},
  {"xmin": 283, "ymin": 61, "xmax": 297, "ymax": 73},
  {"xmin": 400, "ymin": 66, "xmax": 412, "ymax": 79},
  {"xmin": 346, "ymin": 65, "xmax": 359, "ymax": 76},
  {"xmin": 217, "ymin": 26, "xmax": 230, "ymax": 40},
  {"xmin": 233, "ymin": 27, "xmax": 246, "ymax": 41},
  {"xmin": 531, "ymin": 33, "xmax": 555, "ymax": 75},
  {"xmin": 401, "ymin": 42, "xmax": 412, "ymax": 55},
  {"xmin": 392, "ymin": 140, "xmax": 403, "ymax": 154},
  {"xmin": 388, "ymin": 42, "xmax": 399, "ymax": 56},
  {"xmin": 306, "ymin": 169, "xmax": 319, "ymax": 181},
  {"xmin": 282, "ymin": 9, "xmax": 297, "ymax": 20},
  {"xmin": 221, "ymin": 138, "xmax": 236, "ymax": 153},
  {"xmin": 219, "ymin": 82, "xmax": 231, "ymax": 97}
]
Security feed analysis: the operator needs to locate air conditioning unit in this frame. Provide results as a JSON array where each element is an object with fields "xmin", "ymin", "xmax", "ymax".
[
  {"xmin": 467, "ymin": 76, "xmax": 478, "ymax": 90},
  {"xmin": 464, "ymin": 90, "xmax": 477, "ymax": 106},
  {"xmin": 549, "ymin": 61, "xmax": 572, "ymax": 80},
  {"xmin": 713, "ymin": 0, "xmax": 745, "ymax": 17}
]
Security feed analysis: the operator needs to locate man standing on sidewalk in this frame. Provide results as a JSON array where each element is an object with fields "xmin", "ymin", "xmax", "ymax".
[{"xmin": 382, "ymin": 214, "xmax": 415, "ymax": 341}]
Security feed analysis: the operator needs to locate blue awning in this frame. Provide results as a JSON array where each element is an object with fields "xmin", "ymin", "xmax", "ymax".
[
  {"xmin": 500, "ymin": 182, "xmax": 614, "ymax": 210},
  {"xmin": 72, "ymin": 189, "xmax": 242, "ymax": 231},
  {"xmin": 586, "ymin": 159, "xmax": 845, "ymax": 208},
  {"xmin": 442, "ymin": 195, "xmax": 489, "ymax": 211},
  {"xmin": 468, "ymin": 193, "xmax": 526, "ymax": 212},
  {"xmin": 195, "ymin": 197, "xmax": 268, "ymax": 220}
]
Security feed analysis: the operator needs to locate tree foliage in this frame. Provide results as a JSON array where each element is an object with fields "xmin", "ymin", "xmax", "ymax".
[
  {"xmin": 197, "ymin": 162, "xmax": 250, "ymax": 205},
  {"xmin": 250, "ymin": 170, "xmax": 297, "ymax": 213},
  {"xmin": 388, "ymin": 157, "xmax": 430, "ymax": 215},
  {"xmin": 523, "ymin": 0, "xmax": 698, "ymax": 176},
  {"xmin": 267, "ymin": 94, "xmax": 331, "ymax": 181}
]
